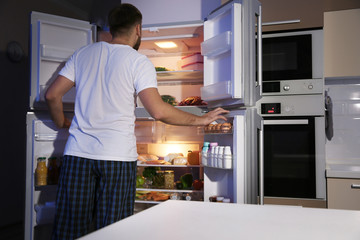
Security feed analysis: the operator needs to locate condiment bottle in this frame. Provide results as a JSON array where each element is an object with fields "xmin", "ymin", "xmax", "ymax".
[
  {"xmin": 47, "ymin": 157, "xmax": 59, "ymax": 185},
  {"xmin": 35, "ymin": 157, "xmax": 48, "ymax": 186}
]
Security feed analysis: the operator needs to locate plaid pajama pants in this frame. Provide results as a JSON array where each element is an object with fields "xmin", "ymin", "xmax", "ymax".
[{"xmin": 52, "ymin": 155, "xmax": 137, "ymax": 240}]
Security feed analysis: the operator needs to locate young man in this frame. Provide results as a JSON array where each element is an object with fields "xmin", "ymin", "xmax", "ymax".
[{"xmin": 46, "ymin": 3, "xmax": 229, "ymax": 240}]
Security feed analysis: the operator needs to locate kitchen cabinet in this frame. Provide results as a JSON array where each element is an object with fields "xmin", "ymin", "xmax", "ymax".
[
  {"xmin": 260, "ymin": 0, "xmax": 323, "ymax": 32},
  {"xmin": 122, "ymin": 0, "xmax": 221, "ymax": 25},
  {"xmin": 327, "ymin": 178, "xmax": 360, "ymax": 210},
  {"xmin": 324, "ymin": 8, "xmax": 360, "ymax": 78}
]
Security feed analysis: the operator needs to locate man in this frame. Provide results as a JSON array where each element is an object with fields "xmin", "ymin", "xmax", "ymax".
[{"xmin": 46, "ymin": 3, "xmax": 229, "ymax": 240}]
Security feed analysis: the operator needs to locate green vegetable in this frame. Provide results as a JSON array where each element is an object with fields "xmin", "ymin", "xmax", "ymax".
[
  {"xmin": 180, "ymin": 173, "xmax": 193, "ymax": 189},
  {"xmin": 155, "ymin": 66, "xmax": 167, "ymax": 71},
  {"xmin": 161, "ymin": 95, "xmax": 177, "ymax": 106},
  {"xmin": 176, "ymin": 181, "xmax": 183, "ymax": 189},
  {"xmin": 142, "ymin": 167, "xmax": 160, "ymax": 180},
  {"xmin": 136, "ymin": 175, "xmax": 145, "ymax": 188}
]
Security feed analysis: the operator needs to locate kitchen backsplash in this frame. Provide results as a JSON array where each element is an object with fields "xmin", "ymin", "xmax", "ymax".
[{"xmin": 325, "ymin": 77, "xmax": 360, "ymax": 165}]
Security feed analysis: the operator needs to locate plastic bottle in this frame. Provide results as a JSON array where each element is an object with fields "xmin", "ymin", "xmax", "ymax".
[
  {"xmin": 214, "ymin": 146, "xmax": 219, "ymax": 168},
  {"xmin": 218, "ymin": 146, "xmax": 224, "ymax": 168},
  {"xmin": 202, "ymin": 142, "xmax": 210, "ymax": 166},
  {"xmin": 223, "ymin": 146, "xmax": 233, "ymax": 169},
  {"xmin": 209, "ymin": 143, "xmax": 217, "ymax": 167}
]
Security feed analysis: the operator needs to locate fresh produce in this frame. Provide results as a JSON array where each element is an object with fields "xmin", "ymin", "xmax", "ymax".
[
  {"xmin": 136, "ymin": 175, "xmax": 145, "ymax": 188},
  {"xmin": 178, "ymin": 96, "xmax": 207, "ymax": 106},
  {"xmin": 161, "ymin": 95, "xmax": 177, "ymax": 106},
  {"xmin": 192, "ymin": 179, "xmax": 204, "ymax": 190},
  {"xmin": 180, "ymin": 173, "xmax": 193, "ymax": 189},
  {"xmin": 142, "ymin": 167, "xmax": 160, "ymax": 180},
  {"xmin": 155, "ymin": 66, "xmax": 168, "ymax": 71},
  {"xmin": 175, "ymin": 181, "xmax": 183, "ymax": 189}
]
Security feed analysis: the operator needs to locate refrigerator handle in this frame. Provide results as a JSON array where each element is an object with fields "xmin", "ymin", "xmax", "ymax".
[
  {"xmin": 259, "ymin": 119, "xmax": 264, "ymax": 205},
  {"xmin": 257, "ymin": 5, "xmax": 263, "ymax": 96}
]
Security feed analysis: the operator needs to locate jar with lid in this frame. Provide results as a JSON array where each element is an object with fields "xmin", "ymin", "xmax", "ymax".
[
  {"xmin": 164, "ymin": 170, "xmax": 174, "ymax": 189},
  {"xmin": 47, "ymin": 157, "xmax": 59, "ymax": 185},
  {"xmin": 152, "ymin": 170, "xmax": 165, "ymax": 188},
  {"xmin": 35, "ymin": 157, "xmax": 48, "ymax": 186}
]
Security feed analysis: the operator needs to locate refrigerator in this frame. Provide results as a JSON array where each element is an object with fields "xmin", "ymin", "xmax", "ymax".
[{"xmin": 25, "ymin": 0, "xmax": 262, "ymax": 239}]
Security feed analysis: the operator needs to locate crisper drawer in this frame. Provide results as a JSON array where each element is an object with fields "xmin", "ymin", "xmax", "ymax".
[{"xmin": 327, "ymin": 178, "xmax": 360, "ymax": 210}]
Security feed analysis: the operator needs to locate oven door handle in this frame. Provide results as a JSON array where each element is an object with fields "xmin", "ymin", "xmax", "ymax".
[{"xmin": 263, "ymin": 119, "xmax": 309, "ymax": 125}]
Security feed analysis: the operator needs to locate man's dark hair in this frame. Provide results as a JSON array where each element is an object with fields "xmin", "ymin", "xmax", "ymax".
[{"xmin": 108, "ymin": 4, "xmax": 142, "ymax": 37}]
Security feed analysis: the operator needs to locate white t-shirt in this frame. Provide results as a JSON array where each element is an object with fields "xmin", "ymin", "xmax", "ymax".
[{"xmin": 59, "ymin": 42, "xmax": 157, "ymax": 161}]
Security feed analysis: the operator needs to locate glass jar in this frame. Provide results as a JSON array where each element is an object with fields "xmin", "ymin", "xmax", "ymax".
[
  {"xmin": 47, "ymin": 157, "xmax": 59, "ymax": 185},
  {"xmin": 164, "ymin": 170, "xmax": 175, "ymax": 189},
  {"xmin": 35, "ymin": 157, "xmax": 48, "ymax": 186},
  {"xmin": 152, "ymin": 170, "xmax": 165, "ymax": 188}
]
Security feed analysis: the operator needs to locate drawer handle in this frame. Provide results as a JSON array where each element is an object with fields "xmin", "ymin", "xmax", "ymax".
[{"xmin": 351, "ymin": 184, "xmax": 360, "ymax": 189}]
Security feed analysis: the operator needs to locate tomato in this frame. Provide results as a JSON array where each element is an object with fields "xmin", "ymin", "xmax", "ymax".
[{"xmin": 192, "ymin": 179, "xmax": 203, "ymax": 190}]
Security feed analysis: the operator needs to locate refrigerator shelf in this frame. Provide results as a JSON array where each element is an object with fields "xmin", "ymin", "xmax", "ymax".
[
  {"xmin": 136, "ymin": 188, "xmax": 203, "ymax": 193},
  {"xmin": 34, "ymin": 184, "xmax": 58, "ymax": 191},
  {"xmin": 137, "ymin": 164, "xmax": 201, "ymax": 168}
]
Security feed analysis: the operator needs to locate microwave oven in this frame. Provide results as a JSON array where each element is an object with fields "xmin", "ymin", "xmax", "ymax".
[{"xmin": 260, "ymin": 29, "xmax": 323, "ymax": 96}]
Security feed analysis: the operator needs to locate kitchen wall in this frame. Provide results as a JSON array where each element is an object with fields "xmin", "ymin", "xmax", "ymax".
[
  {"xmin": 0, "ymin": 0, "xmax": 117, "ymax": 235},
  {"xmin": 325, "ymin": 77, "xmax": 360, "ymax": 166}
]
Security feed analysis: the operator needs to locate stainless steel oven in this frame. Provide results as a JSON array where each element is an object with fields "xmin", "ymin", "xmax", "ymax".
[
  {"xmin": 261, "ymin": 29, "xmax": 323, "ymax": 96},
  {"xmin": 257, "ymin": 94, "xmax": 326, "ymax": 201}
]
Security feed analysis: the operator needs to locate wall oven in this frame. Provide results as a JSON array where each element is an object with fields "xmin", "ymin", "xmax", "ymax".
[
  {"xmin": 261, "ymin": 29, "xmax": 323, "ymax": 96},
  {"xmin": 257, "ymin": 94, "xmax": 326, "ymax": 201}
]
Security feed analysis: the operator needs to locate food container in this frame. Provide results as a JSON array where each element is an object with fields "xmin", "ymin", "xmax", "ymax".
[
  {"xmin": 187, "ymin": 150, "xmax": 200, "ymax": 165},
  {"xmin": 179, "ymin": 52, "xmax": 203, "ymax": 66},
  {"xmin": 153, "ymin": 170, "xmax": 165, "ymax": 188},
  {"xmin": 181, "ymin": 62, "xmax": 203, "ymax": 71},
  {"xmin": 164, "ymin": 170, "xmax": 175, "ymax": 189}
]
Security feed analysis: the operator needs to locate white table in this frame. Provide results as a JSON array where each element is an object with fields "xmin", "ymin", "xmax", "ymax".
[{"xmin": 79, "ymin": 200, "xmax": 360, "ymax": 240}]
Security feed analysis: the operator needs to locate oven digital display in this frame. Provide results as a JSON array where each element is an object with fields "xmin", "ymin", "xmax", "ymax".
[{"xmin": 261, "ymin": 103, "xmax": 281, "ymax": 114}]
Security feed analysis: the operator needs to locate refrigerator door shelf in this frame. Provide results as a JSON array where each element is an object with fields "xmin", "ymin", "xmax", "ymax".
[
  {"xmin": 203, "ymin": 108, "xmax": 261, "ymax": 204},
  {"xmin": 201, "ymin": 81, "xmax": 231, "ymax": 102},
  {"xmin": 201, "ymin": 31, "xmax": 231, "ymax": 58},
  {"xmin": 30, "ymin": 11, "xmax": 95, "ymax": 111},
  {"xmin": 201, "ymin": 0, "xmax": 262, "ymax": 108}
]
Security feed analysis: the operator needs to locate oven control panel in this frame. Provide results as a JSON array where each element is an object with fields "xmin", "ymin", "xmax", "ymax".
[
  {"xmin": 261, "ymin": 103, "xmax": 281, "ymax": 114},
  {"xmin": 256, "ymin": 95, "xmax": 324, "ymax": 116},
  {"xmin": 262, "ymin": 78, "xmax": 323, "ymax": 96}
]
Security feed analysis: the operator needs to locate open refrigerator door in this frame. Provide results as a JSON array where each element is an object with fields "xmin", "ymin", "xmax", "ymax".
[
  {"xmin": 29, "ymin": 11, "xmax": 95, "ymax": 111},
  {"xmin": 25, "ymin": 112, "xmax": 73, "ymax": 240},
  {"xmin": 26, "ymin": 11, "xmax": 94, "ymax": 240}
]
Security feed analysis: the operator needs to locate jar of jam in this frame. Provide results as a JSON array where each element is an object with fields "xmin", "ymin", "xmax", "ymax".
[
  {"xmin": 35, "ymin": 157, "xmax": 48, "ymax": 186},
  {"xmin": 164, "ymin": 170, "xmax": 174, "ymax": 189}
]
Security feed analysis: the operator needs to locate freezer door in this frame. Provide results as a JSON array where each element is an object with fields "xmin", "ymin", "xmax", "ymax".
[
  {"xmin": 203, "ymin": 108, "xmax": 261, "ymax": 204},
  {"xmin": 200, "ymin": 0, "xmax": 262, "ymax": 108},
  {"xmin": 30, "ymin": 11, "xmax": 95, "ymax": 110}
]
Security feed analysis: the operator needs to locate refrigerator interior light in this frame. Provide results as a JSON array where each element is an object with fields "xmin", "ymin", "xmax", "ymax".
[{"xmin": 155, "ymin": 41, "xmax": 177, "ymax": 49}]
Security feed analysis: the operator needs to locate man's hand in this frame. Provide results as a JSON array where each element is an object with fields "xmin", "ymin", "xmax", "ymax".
[{"xmin": 200, "ymin": 107, "xmax": 229, "ymax": 126}]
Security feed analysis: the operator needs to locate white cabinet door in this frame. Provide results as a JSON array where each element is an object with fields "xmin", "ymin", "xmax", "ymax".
[
  {"xmin": 30, "ymin": 12, "xmax": 95, "ymax": 110},
  {"xmin": 201, "ymin": 0, "xmax": 262, "ymax": 108}
]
